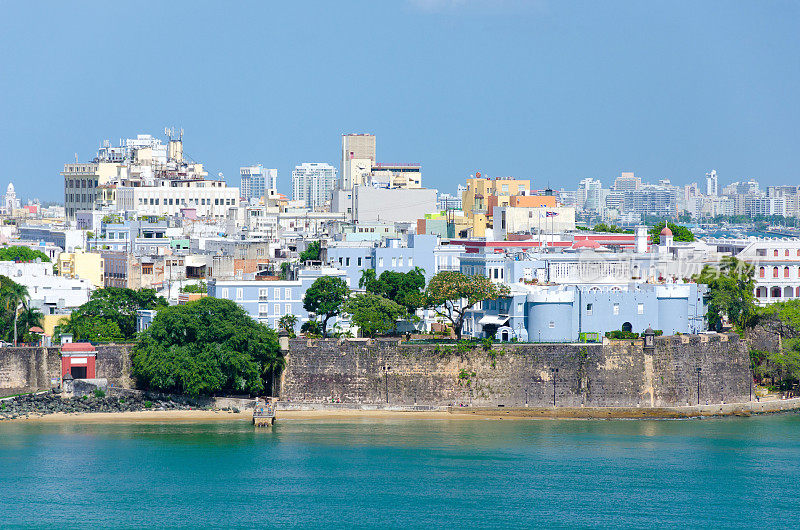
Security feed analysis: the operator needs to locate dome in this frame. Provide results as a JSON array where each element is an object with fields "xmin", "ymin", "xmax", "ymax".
[
  {"xmin": 660, "ymin": 226, "xmax": 673, "ymax": 236},
  {"xmin": 6, "ymin": 183, "xmax": 14, "ymax": 193},
  {"xmin": 572, "ymin": 239, "xmax": 601, "ymax": 249}
]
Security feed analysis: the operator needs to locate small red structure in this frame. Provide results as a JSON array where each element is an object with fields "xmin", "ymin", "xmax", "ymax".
[{"xmin": 61, "ymin": 342, "xmax": 97, "ymax": 379}]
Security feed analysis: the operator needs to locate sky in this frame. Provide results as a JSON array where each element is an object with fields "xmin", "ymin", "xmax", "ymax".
[{"xmin": 0, "ymin": 0, "xmax": 798, "ymax": 201}]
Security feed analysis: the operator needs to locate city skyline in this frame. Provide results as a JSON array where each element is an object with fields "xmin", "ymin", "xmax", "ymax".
[{"xmin": 2, "ymin": 1, "xmax": 799, "ymax": 200}]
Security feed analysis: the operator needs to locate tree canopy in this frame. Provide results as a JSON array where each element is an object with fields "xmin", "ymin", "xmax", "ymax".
[
  {"xmin": 0, "ymin": 246, "xmax": 51, "ymax": 263},
  {"xmin": 303, "ymin": 276, "xmax": 349, "ymax": 337},
  {"xmin": 592, "ymin": 223, "xmax": 632, "ymax": 234},
  {"xmin": 342, "ymin": 293, "xmax": 406, "ymax": 337},
  {"xmin": 299, "ymin": 241, "xmax": 321, "ymax": 262},
  {"xmin": 649, "ymin": 222, "xmax": 695, "ymax": 244},
  {"xmin": 360, "ymin": 268, "xmax": 426, "ymax": 315},
  {"xmin": 131, "ymin": 297, "xmax": 283, "ymax": 397},
  {"xmin": 0, "ymin": 275, "xmax": 41, "ymax": 344},
  {"xmin": 60, "ymin": 287, "xmax": 167, "ymax": 341},
  {"xmin": 425, "ymin": 271, "xmax": 510, "ymax": 339},
  {"xmin": 693, "ymin": 256, "xmax": 756, "ymax": 331}
]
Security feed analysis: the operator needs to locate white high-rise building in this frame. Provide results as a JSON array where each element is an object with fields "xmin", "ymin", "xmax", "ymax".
[
  {"xmin": 705, "ymin": 170, "xmax": 718, "ymax": 197},
  {"xmin": 292, "ymin": 163, "xmax": 338, "ymax": 210},
  {"xmin": 577, "ymin": 178, "xmax": 603, "ymax": 213},
  {"xmin": 240, "ymin": 165, "xmax": 278, "ymax": 202}
]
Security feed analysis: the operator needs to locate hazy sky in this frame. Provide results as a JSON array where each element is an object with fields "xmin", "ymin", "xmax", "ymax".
[{"xmin": 1, "ymin": 1, "xmax": 798, "ymax": 201}]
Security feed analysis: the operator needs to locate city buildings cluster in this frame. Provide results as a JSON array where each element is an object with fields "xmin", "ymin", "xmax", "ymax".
[{"xmin": 1, "ymin": 130, "xmax": 798, "ymax": 345}]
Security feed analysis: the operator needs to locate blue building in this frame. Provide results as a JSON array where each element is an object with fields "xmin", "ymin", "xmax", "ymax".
[
  {"xmin": 325, "ymin": 234, "xmax": 462, "ymax": 286},
  {"xmin": 208, "ymin": 266, "xmax": 350, "ymax": 332},
  {"xmin": 463, "ymin": 282, "xmax": 707, "ymax": 342}
]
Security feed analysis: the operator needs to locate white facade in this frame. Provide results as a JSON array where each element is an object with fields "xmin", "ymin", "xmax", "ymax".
[
  {"xmin": 116, "ymin": 182, "xmax": 239, "ymax": 218},
  {"xmin": 292, "ymin": 163, "xmax": 338, "ymax": 210},
  {"xmin": 0, "ymin": 261, "xmax": 92, "ymax": 313}
]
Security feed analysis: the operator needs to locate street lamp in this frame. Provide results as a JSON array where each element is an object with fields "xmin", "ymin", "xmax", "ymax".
[
  {"xmin": 550, "ymin": 367, "xmax": 559, "ymax": 407},
  {"xmin": 696, "ymin": 367, "xmax": 702, "ymax": 405}
]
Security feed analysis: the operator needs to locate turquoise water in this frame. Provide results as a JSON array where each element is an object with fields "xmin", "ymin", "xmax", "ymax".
[{"xmin": 1, "ymin": 415, "xmax": 799, "ymax": 528}]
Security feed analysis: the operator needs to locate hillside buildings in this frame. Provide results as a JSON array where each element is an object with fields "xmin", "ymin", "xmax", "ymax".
[{"xmin": 240, "ymin": 165, "xmax": 278, "ymax": 203}]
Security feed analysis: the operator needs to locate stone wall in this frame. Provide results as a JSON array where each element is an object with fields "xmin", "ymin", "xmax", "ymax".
[
  {"xmin": 0, "ymin": 344, "xmax": 134, "ymax": 395},
  {"xmin": 281, "ymin": 334, "xmax": 751, "ymax": 407},
  {"xmin": 0, "ymin": 347, "xmax": 61, "ymax": 395}
]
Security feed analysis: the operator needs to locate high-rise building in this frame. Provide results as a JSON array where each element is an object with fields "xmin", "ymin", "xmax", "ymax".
[
  {"xmin": 240, "ymin": 165, "xmax": 278, "ymax": 202},
  {"xmin": 292, "ymin": 162, "xmax": 338, "ymax": 210},
  {"xmin": 341, "ymin": 134, "xmax": 376, "ymax": 190},
  {"xmin": 705, "ymin": 170, "xmax": 718, "ymax": 197},
  {"xmin": 577, "ymin": 178, "xmax": 603, "ymax": 213},
  {"xmin": 614, "ymin": 172, "xmax": 641, "ymax": 192}
]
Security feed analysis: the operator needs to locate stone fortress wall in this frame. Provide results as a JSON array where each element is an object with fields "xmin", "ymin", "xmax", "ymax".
[{"xmin": 281, "ymin": 334, "xmax": 751, "ymax": 408}]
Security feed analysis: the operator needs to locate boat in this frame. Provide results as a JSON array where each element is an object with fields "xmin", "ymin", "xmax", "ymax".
[{"xmin": 253, "ymin": 397, "xmax": 277, "ymax": 426}]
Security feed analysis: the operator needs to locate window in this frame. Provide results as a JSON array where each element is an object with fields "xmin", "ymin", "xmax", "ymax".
[
  {"xmin": 398, "ymin": 257, "xmax": 404, "ymax": 267},
  {"xmin": 774, "ymin": 249, "xmax": 779, "ymax": 257},
  {"xmin": 517, "ymin": 302, "xmax": 524, "ymax": 313},
  {"xmin": 285, "ymin": 288, "xmax": 291, "ymax": 299},
  {"xmin": 785, "ymin": 267, "xmax": 790, "ymax": 278},
  {"xmin": 637, "ymin": 303, "xmax": 644, "ymax": 315},
  {"xmin": 786, "ymin": 250, "xmax": 790, "ymax": 257},
  {"xmin": 345, "ymin": 257, "xmax": 350, "ymax": 266},
  {"xmin": 379, "ymin": 257, "xmax": 384, "ymax": 267},
  {"xmin": 236, "ymin": 288, "xmax": 243, "ymax": 300},
  {"xmin": 613, "ymin": 304, "xmax": 620, "ymax": 315},
  {"xmin": 773, "ymin": 267, "xmax": 779, "ymax": 278},
  {"xmin": 221, "ymin": 288, "xmax": 229, "ymax": 298},
  {"xmin": 274, "ymin": 303, "xmax": 280, "ymax": 315},
  {"xmin": 548, "ymin": 321, "xmax": 555, "ymax": 328},
  {"xmin": 274, "ymin": 288, "xmax": 280, "ymax": 299},
  {"xmin": 586, "ymin": 303, "xmax": 593, "ymax": 315},
  {"xmin": 408, "ymin": 257, "xmax": 413, "ymax": 267},
  {"xmin": 357, "ymin": 257, "xmax": 362, "ymax": 267},
  {"xmin": 259, "ymin": 303, "xmax": 268, "ymax": 314},
  {"xmin": 759, "ymin": 267, "xmax": 765, "ymax": 278},
  {"xmin": 285, "ymin": 304, "xmax": 291, "ymax": 314},
  {"xmin": 259, "ymin": 288, "xmax": 268, "ymax": 300},
  {"xmin": 391, "ymin": 257, "xmax": 396, "ymax": 267}
]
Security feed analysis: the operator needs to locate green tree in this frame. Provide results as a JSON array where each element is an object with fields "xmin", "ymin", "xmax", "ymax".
[
  {"xmin": 300, "ymin": 320, "xmax": 321, "ymax": 336},
  {"xmin": 180, "ymin": 281, "xmax": 207, "ymax": 294},
  {"xmin": 592, "ymin": 223, "xmax": 632, "ymax": 234},
  {"xmin": 299, "ymin": 241, "xmax": 321, "ymax": 262},
  {"xmin": 362, "ymin": 268, "xmax": 426, "ymax": 315},
  {"xmin": 1, "ymin": 277, "xmax": 30, "ymax": 345},
  {"xmin": 693, "ymin": 256, "xmax": 756, "ymax": 331},
  {"xmin": 342, "ymin": 293, "xmax": 406, "ymax": 337},
  {"xmin": 0, "ymin": 246, "xmax": 51, "ymax": 263},
  {"xmin": 16, "ymin": 307, "xmax": 44, "ymax": 343},
  {"xmin": 649, "ymin": 222, "xmax": 695, "ymax": 244},
  {"xmin": 424, "ymin": 271, "xmax": 510, "ymax": 340},
  {"xmin": 278, "ymin": 314, "xmax": 298, "ymax": 337},
  {"xmin": 131, "ymin": 297, "xmax": 283, "ymax": 397},
  {"xmin": 63, "ymin": 287, "xmax": 167, "ymax": 340},
  {"xmin": 303, "ymin": 276, "xmax": 349, "ymax": 337}
]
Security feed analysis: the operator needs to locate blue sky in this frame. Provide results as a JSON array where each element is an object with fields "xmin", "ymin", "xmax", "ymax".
[{"xmin": 1, "ymin": 0, "xmax": 798, "ymax": 201}]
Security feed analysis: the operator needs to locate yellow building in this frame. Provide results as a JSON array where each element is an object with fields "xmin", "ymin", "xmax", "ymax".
[
  {"xmin": 57, "ymin": 249, "xmax": 104, "ymax": 288},
  {"xmin": 461, "ymin": 175, "xmax": 531, "ymax": 237}
]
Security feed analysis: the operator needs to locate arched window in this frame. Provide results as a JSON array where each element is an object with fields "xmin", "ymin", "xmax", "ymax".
[
  {"xmin": 773, "ymin": 267, "xmax": 779, "ymax": 278},
  {"xmin": 771, "ymin": 286, "xmax": 782, "ymax": 298},
  {"xmin": 774, "ymin": 249, "xmax": 779, "ymax": 257},
  {"xmin": 760, "ymin": 267, "xmax": 765, "ymax": 278},
  {"xmin": 785, "ymin": 286, "xmax": 794, "ymax": 298},
  {"xmin": 756, "ymin": 287, "xmax": 767, "ymax": 298},
  {"xmin": 786, "ymin": 250, "xmax": 790, "ymax": 257},
  {"xmin": 621, "ymin": 322, "xmax": 633, "ymax": 333},
  {"xmin": 785, "ymin": 267, "xmax": 790, "ymax": 278}
]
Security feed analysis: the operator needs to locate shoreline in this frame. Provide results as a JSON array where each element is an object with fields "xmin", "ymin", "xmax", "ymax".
[{"xmin": 2, "ymin": 397, "xmax": 799, "ymax": 424}]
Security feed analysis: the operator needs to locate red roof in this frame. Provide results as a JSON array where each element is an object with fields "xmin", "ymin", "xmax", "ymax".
[{"xmin": 61, "ymin": 342, "xmax": 97, "ymax": 352}]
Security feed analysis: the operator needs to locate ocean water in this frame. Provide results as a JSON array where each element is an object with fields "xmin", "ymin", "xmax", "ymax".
[{"xmin": 1, "ymin": 415, "xmax": 799, "ymax": 528}]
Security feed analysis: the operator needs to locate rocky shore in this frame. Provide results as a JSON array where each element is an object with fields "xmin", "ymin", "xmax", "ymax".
[{"xmin": 0, "ymin": 391, "xmax": 213, "ymax": 421}]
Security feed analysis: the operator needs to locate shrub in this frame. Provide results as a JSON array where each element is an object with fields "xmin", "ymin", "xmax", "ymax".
[
  {"xmin": 605, "ymin": 330, "xmax": 640, "ymax": 340},
  {"xmin": 144, "ymin": 400, "xmax": 153, "ymax": 408},
  {"xmin": 93, "ymin": 389, "xmax": 106, "ymax": 398}
]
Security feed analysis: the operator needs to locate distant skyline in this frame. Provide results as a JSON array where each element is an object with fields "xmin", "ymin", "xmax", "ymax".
[{"xmin": 1, "ymin": 1, "xmax": 798, "ymax": 201}]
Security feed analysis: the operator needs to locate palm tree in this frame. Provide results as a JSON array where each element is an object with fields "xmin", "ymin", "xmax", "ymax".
[
  {"xmin": 2, "ymin": 281, "xmax": 29, "ymax": 346},
  {"xmin": 17, "ymin": 307, "xmax": 44, "ymax": 343},
  {"xmin": 278, "ymin": 314, "xmax": 298, "ymax": 337}
]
